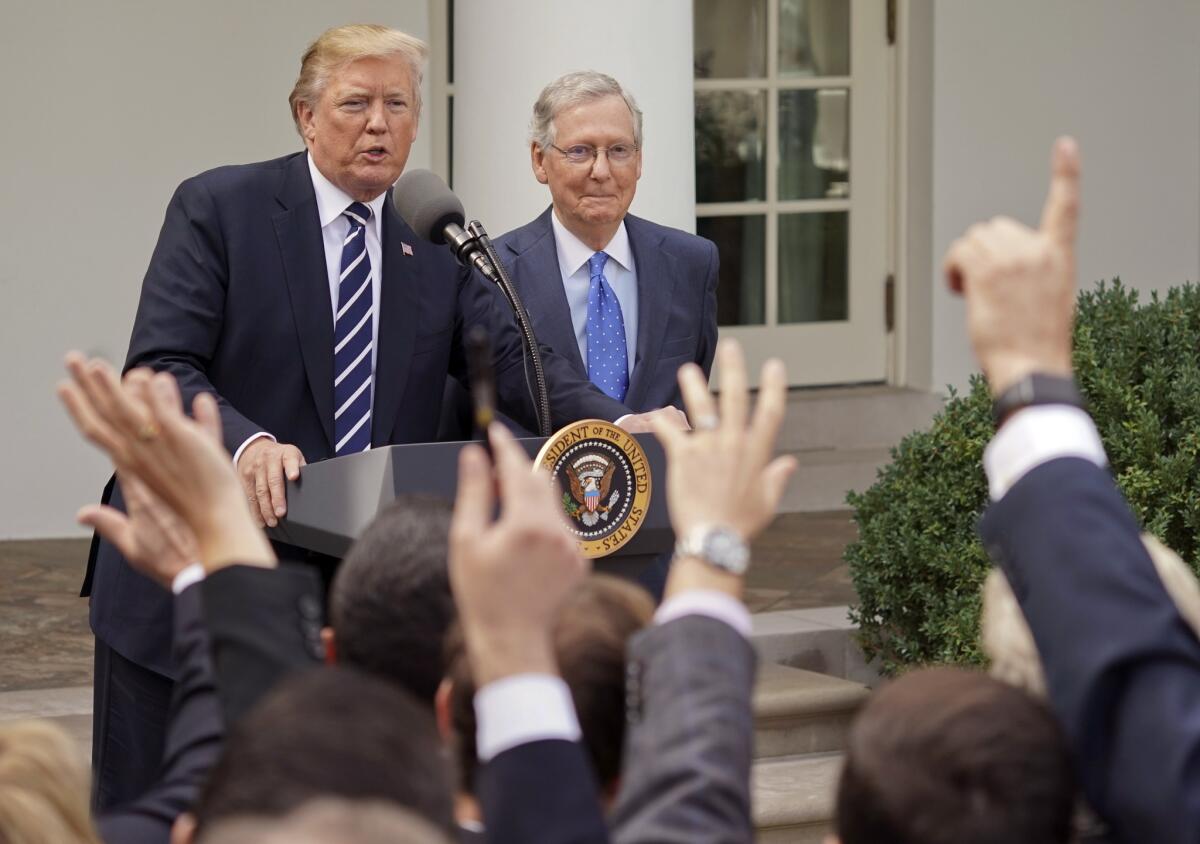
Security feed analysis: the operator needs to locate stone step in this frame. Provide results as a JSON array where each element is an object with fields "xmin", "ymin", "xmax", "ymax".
[
  {"xmin": 751, "ymin": 606, "xmax": 877, "ymax": 687},
  {"xmin": 778, "ymin": 446, "xmax": 893, "ymax": 512},
  {"xmin": 753, "ymin": 663, "xmax": 868, "ymax": 759},
  {"xmin": 778, "ymin": 385, "xmax": 942, "ymax": 454},
  {"xmin": 753, "ymin": 751, "xmax": 843, "ymax": 844}
]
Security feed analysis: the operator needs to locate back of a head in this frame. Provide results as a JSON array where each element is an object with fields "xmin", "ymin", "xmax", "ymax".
[
  {"xmin": 194, "ymin": 666, "xmax": 454, "ymax": 838},
  {"xmin": 447, "ymin": 575, "xmax": 653, "ymax": 796},
  {"xmin": 203, "ymin": 799, "xmax": 449, "ymax": 844},
  {"xmin": 331, "ymin": 495, "xmax": 454, "ymax": 704},
  {"xmin": 0, "ymin": 720, "xmax": 99, "ymax": 844},
  {"xmin": 835, "ymin": 667, "xmax": 1074, "ymax": 844}
]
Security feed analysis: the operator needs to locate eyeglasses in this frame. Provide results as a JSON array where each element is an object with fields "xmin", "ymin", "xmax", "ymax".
[{"xmin": 548, "ymin": 143, "xmax": 639, "ymax": 165}]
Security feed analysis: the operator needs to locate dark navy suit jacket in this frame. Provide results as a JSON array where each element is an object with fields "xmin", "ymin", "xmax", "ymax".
[
  {"xmin": 495, "ymin": 208, "xmax": 719, "ymax": 413},
  {"xmin": 980, "ymin": 456, "xmax": 1200, "ymax": 844},
  {"xmin": 437, "ymin": 208, "xmax": 718, "ymax": 440},
  {"xmin": 83, "ymin": 152, "xmax": 627, "ymax": 675}
]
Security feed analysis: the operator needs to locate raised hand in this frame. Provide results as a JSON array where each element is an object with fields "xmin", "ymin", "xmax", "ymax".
[
  {"xmin": 448, "ymin": 423, "xmax": 587, "ymax": 687},
  {"xmin": 652, "ymin": 340, "xmax": 796, "ymax": 544},
  {"xmin": 77, "ymin": 473, "xmax": 198, "ymax": 589},
  {"xmin": 58, "ymin": 354, "xmax": 274, "ymax": 571},
  {"xmin": 943, "ymin": 137, "xmax": 1080, "ymax": 396}
]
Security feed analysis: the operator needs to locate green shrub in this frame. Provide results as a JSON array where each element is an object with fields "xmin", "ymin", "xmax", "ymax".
[{"xmin": 846, "ymin": 280, "xmax": 1200, "ymax": 676}]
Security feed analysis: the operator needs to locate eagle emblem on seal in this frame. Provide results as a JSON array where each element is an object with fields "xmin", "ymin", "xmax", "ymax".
[{"xmin": 564, "ymin": 455, "xmax": 621, "ymax": 527}]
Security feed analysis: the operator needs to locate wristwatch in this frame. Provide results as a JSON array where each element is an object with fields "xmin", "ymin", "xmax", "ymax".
[
  {"xmin": 674, "ymin": 524, "xmax": 750, "ymax": 576},
  {"xmin": 991, "ymin": 372, "xmax": 1085, "ymax": 427}
]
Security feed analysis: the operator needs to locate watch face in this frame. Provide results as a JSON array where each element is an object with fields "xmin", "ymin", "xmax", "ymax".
[{"xmin": 704, "ymin": 528, "xmax": 749, "ymax": 573}]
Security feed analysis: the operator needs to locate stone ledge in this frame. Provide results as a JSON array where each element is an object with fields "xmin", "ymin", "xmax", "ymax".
[
  {"xmin": 754, "ymin": 663, "xmax": 867, "ymax": 759},
  {"xmin": 753, "ymin": 751, "xmax": 842, "ymax": 831},
  {"xmin": 751, "ymin": 606, "xmax": 878, "ymax": 686}
]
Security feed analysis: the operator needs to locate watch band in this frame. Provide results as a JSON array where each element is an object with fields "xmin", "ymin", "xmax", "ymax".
[{"xmin": 991, "ymin": 373, "xmax": 1084, "ymax": 427}]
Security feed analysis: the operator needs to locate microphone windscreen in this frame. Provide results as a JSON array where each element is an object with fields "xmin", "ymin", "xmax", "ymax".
[{"xmin": 392, "ymin": 169, "xmax": 465, "ymax": 244}]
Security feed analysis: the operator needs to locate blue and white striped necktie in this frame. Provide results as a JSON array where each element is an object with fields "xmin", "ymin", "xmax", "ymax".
[{"xmin": 333, "ymin": 202, "xmax": 374, "ymax": 456}]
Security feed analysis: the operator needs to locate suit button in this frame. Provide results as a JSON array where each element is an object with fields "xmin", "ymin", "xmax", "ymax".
[{"xmin": 298, "ymin": 595, "xmax": 322, "ymax": 622}]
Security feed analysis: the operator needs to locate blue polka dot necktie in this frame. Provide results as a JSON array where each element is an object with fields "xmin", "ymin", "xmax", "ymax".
[
  {"xmin": 586, "ymin": 251, "xmax": 629, "ymax": 403},
  {"xmin": 333, "ymin": 202, "xmax": 374, "ymax": 456}
]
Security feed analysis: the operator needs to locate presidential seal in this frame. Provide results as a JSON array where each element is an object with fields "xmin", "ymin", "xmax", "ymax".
[{"xmin": 535, "ymin": 419, "xmax": 652, "ymax": 558}]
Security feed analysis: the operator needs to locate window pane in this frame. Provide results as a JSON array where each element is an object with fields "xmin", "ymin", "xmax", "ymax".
[
  {"xmin": 696, "ymin": 91, "xmax": 767, "ymax": 203},
  {"xmin": 694, "ymin": 0, "xmax": 767, "ymax": 78},
  {"xmin": 779, "ymin": 0, "xmax": 850, "ymax": 77},
  {"xmin": 697, "ymin": 215, "xmax": 765, "ymax": 326},
  {"xmin": 779, "ymin": 88, "xmax": 849, "ymax": 200},
  {"xmin": 778, "ymin": 212, "xmax": 847, "ymax": 323}
]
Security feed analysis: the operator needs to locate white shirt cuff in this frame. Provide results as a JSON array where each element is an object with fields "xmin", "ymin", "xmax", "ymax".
[
  {"xmin": 614, "ymin": 414, "xmax": 632, "ymax": 427},
  {"xmin": 655, "ymin": 589, "xmax": 752, "ymax": 639},
  {"xmin": 232, "ymin": 431, "xmax": 275, "ymax": 468},
  {"xmin": 474, "ymin": 674, "xmax": 581, "ymax": 762},
  {"xmin": 172, "ymin": 562, "xmax": 206, "ymax": 595},
  {"xmin": 984, "ymin": 405, "xmax": 1107, "ymax": 501}
]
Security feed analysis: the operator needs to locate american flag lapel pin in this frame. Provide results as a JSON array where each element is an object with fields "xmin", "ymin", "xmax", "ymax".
[{"xmin": 401, "ymin": 242, "xmax": 414, "ymax": 257}]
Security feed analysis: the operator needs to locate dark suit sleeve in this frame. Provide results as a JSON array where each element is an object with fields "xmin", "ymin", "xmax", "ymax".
[
  {"xmin": 96, "ymin": 584, "xmax": 223, "ymax": 844},
  {"xmin": 453, "ymin": 267, "xmax": 628, "ymax": 431},
  {"xmin": 695, "ymin": 240, "xmax": 719, "ymax": 380},
  {"xmin": 478, "ymin": 739, "xmax": 609, "ymax": 844},
  {"xmin": 611, "ymin": 615, "xmax": 756, "ymax": 844},
  {"xmin": 979, "ymin": 457, "xmax": 1200, "ymax": 844},
  {"xmin": 201, "ymin": 565, "xmax": 325, "ymax": 725},
  {"xmin": 125, "ymin": 178, "xmax": 262, "ymax": 454}
]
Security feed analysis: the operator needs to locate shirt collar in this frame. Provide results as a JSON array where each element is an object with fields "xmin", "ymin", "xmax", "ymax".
[
  {"xmin": 306, "ymin": 152, "xmax": 386, "ymax": 240},
  {"xmin": 550, "ymin": 210, "xmax": 632, "ymax": 278}
]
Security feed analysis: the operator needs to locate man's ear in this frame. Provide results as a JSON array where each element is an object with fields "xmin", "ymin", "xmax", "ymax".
[
  {"xmin": 170, "ymin": 812, "xmax": 197, "ymax": 844},
  {"xmin": 531, "ymin": 143, "xmax": 549, "ymax": 185},
  {"xmin": 297, "ymin": 101, "xmax": 317, "ymax": 145},
  {"xmin": 321, "ymin": 626, "xmax": 336, "ymax": 665},
  {"xmin": 435, "ymin": 677, "xmax": 454, "ymax": 742}
]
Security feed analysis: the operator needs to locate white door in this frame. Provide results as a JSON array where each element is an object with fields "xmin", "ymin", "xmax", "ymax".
[{"xmin": 694, "ymin": 0, "xmax": 892, "ymax": 386}]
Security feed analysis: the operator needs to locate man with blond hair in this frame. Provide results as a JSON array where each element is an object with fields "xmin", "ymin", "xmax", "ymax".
[{"xmin": 83, "ymin": 24, "xmax": 675, "ymax": 807}]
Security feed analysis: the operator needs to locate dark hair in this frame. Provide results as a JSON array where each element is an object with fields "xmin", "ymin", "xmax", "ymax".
[
  {"xmin": 331, "ymin": 495, "xmax": 454, "ymax": 705},
  {"xmin": 835, "ymin": 667, "xmax": 1074, "ymax": 844},
  {"xmin": 194, "ymin": 666, "xmax": 454, "ymax": 836},
  {"xmin": 446, "ymin": 575, "xmax": 653, "ymax": 795}
]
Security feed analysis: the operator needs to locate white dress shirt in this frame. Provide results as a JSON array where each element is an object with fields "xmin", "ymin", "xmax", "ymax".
[
  {"xmin": 983, "ymin": 404, "xmax": 1107, "ymax": 501},
  {"xmin": 550, "ymin": 212, "xmax": 639, "ymax": 379},
  {"xmin": 232, "ymin": 154, "xmax": 387, "ymax": 465}
]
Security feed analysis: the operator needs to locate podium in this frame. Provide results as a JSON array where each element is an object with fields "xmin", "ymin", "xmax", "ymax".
[{"xmin": 267, "ymin": 435, "xmax": 674, "ymax": 579}]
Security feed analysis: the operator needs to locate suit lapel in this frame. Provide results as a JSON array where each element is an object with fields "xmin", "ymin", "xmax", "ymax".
[
  {"xmin": 625, "ymin": 215, "xmax": 675, "ymax": 410},
  {"xmin": 508, "ymin": 208, "xmax": 588, "ymax": 376},
  {"xmin": 272, "ymin": 155, "xmax": 336, "ymax": 451},
  {"xmin": 370, "ymin": 199, "xmax": 421, "ymax": 445}
]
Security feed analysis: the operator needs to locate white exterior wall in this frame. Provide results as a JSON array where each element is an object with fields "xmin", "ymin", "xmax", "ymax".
[
  {"xmin": 928, "ymin": 0, "xmax": 1200, "ymax": 392},
  {"xmin": 0, "ymin": 1, "xmax": 431, "ymax": 539}
]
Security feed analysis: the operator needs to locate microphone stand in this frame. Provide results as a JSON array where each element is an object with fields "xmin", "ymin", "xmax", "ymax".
[{"xmin": 466, "ymin": 221, "xmax": 552, "ymax": 437}]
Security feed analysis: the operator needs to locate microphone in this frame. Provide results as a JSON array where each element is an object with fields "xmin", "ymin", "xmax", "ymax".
[{"xmin": 392, "ymin": 169, "xmax": 501, "ymax": 284}]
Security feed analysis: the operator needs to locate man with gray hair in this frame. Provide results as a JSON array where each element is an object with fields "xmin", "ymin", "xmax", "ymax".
[
  {"xmin": 484, "ymin": 72, "xmax": 720, "ymax": 596},
  {"xmin": 496, "ymin": 71, "xmax": 717, "ymax": 416}
]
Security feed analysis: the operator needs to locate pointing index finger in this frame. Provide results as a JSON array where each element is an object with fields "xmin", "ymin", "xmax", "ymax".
[{"xmin": 1039, "ymin": 136, "xmax": 1080, "ymax": 249}]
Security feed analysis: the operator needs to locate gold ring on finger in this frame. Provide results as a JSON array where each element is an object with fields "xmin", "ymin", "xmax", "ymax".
[{"xmin": 137, "ymin": 422, "xmax": 161, "ymax": 442}]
